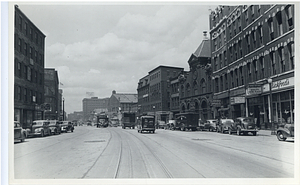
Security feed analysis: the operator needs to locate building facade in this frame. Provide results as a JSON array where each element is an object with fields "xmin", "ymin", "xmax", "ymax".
[
  {"xmin": 82, "ymin": 97, "xmax": 109, "ymax": 121},
  {"xmin": 137, "ymin": 66, "xmax": 184, "ymax": 116},
  {"xmin": 210, "ymin": 5, "xmax": 294, "ymax": 127},
  {"xmin": 44, "ymin": 68, "xmax": 59, "ymax": 120},
  {"xmin": 179, "ymin": 32, "xmax": 213, "ymax": 121},
  {"xmin": 14, "ymin": 5, "xmax": 46, "ymax": 128},
  {"xmin": 108, "ymin": 90, "xmax": 138, "ymax": 115}
]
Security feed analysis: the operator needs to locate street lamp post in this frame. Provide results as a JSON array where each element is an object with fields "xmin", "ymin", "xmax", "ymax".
[
  {"xmin": 62, "ymin": 97, "xmax": 65, "ymax": 121},
  {"xmin": 268, "ymin": 78, "xmax": 275, "ymax": 135}
]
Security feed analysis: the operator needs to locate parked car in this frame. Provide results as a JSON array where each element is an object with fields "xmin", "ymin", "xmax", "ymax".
[
  {"xmin": 166, "ymin": 120, "xmax": 176, "ymax": 130},
  {"xmin": 216, "ymin": 119, "xmax": 235, "ymax": 133},
  {"xmin": 49, "ymin": 120, "xmax": 61, "ymax": 135},
  {"xmin": 199, "ymin": 119, "xmax": 218, "ymax": 131},
  {"xmin": 26, "ymin": 120, "xmax": 52, "ymax": 137},
  {"xmin": 157, "ymin": 120, "xmax": 167, "ymax": 129},
  {"xmin": 14, "ymin": 121, "xmax": 27, "ymax": 142},
  {"xmin": 137, "ymin": 115, "xmax": 155, "ymax": 133},
  {"xmin": 229, "ymin": 117, "xmax": 259, "ymax": 136},
  {"xmin": 60, "ymin": 121, "xmax": 74, "ymax": 133},
  {"xmin": 276, "ymin": 123, "xmax": 294, "ymax": 141}
]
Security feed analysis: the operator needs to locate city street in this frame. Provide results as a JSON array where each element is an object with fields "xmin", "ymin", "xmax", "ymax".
[{"xmin": 14, "ymin": 126, "xmax": 294, "ymax": 180}]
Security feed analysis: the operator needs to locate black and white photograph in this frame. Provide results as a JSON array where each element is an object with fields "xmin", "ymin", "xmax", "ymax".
[{"xmin": 3, "ymin": 1, "xmax": 299, "ymax": 185}]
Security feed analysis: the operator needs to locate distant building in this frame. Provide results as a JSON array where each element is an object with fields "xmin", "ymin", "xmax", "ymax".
[
  {"xmin": 210, "ymin": 5, "xmax": 294, "ymax": 127},
  {"xmin": 178, "ymin": 31, "xmax": 213, "ymax": 120},
  {"xmin": 44, "ymin": 68, "xmax": 59, "ymax": 120},
  {"xmin": 137, "ymin": 66, "xmax": 184, "ymax": 116},
  {"xmin": 108, "ymin": 90, "xmax": 137, "ymax": 115},
  {"xmin": 82, "ymin": 97, "xmax": 109, "ymax": 121},
  {"xmin": 67, "ymin": 111, "xmax": 84, "ymax": 122},
  {"xmin": 14, "ymin": 5, "xmax": 46, "ymax": 128}
]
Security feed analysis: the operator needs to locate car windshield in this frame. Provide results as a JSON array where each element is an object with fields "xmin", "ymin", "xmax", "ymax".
[
  {"xmin": 49, "ymin": 122, "xmax": 57, "ymax": 126},
  {"xmin": 32, "ymin": 121, "xmax": 43, "ymax": 126}
]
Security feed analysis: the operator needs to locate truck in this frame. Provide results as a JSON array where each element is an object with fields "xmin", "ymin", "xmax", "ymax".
[
  {"xmin": 174, "ymin": 112, "xmax": 199, "ymax": 131},
  {"xmin": 122, "ymin": 112, "xmax": 136, "ymax": 129}
]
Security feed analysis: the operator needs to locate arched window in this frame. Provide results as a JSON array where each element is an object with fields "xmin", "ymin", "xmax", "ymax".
[
  {"xmin": 181, "ymin": 85, "xmax": 184, "ymax": 98},
  {"xmin": 186, "ymin": 83, "xmax": 191, "ymax": 97},
  {"xmin": 193, "ymin": 81, "xmax": 198, "ymax": 95},
  {"xmin": 200, "ymin": 79, "xmax": 206, "ymax": 93}
]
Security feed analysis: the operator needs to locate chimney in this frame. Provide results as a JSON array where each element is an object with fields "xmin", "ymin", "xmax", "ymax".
[
  {"xmin": 112, "ymin": 90, "xmax": 116, "ymax": 94},
  {"xmin": 203, "ymin": 31, "xmax": 209, "ymax": 40}
]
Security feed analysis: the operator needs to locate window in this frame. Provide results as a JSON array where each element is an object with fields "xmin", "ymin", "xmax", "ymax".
[
  {"xmin": 258, "ymin": 5, "xmax": 261, "ymax": 14},
  {"xmin": 220, "ymin": 76, "xmax": 223, "ymax": 91},
  {"xmin": 18, "ymin": 39, "xmax": 22, "ymax": 52},
  {"xmin": 24, "ymin": 42, "xmax": 27, "ymax": 56},
  {"xmin": 279, "ymin": 47, "xmax": 285, "ymax": 72},
  {"xmin": 35, "ymin": 32, "xmax": 38, "ymax": 44},
  {"xmin": 23, "ymin": 65, "xmax": 27, "ymax": 79},
  {"xmin": 29, "ymin": 47, "xmax": 32, "ymax": 58},
  {"xmin": 17, "ymin": 62, "xmax": 21, "ymax": 77},
  {"xmin": 17, "ymin": 86, "xmax": 21, "ymax": 100},
  {"xmin": 260, "ymin": 57, "xmax": 265, "ymax": 79},
  {"xmin": 271, "ymin": 52, "xmax": 276, "ymax": 75},
  {"xmin": 24, "ymin": 22, "xmax": 28, "ymax": 35},
  {"xmin": 288, "ymin": 42, "xmax": 294, "ymax": 70},
  {"xmin": 276, "ymin": 12, "xmax": 283, "ymax": 35},
  {"xmin": 239, "ymin": 67, "xmax": 244, "ymax": 85},
  {"xmin": 251, "ymin": 5, "xmax": 254, "ymax": 19},
  {"xmin": 245, "ymin": 9, "xmax": 248, "ymax": 23},
  {"xmin": 233, "ymin": 21, "xmax": 236, "ymax": 35},
  {"xmin": 19, "ymin": 16, "xmax": 22, "ymax": 30},
  {"xmin": 229, "ymin": 47, "xmax": 233, "ymax": 62},
  {"xmin": 229, "ymin": 25, "xmax": 232, "ymax": 39},
  {"xmin": 35, "ymin": 51, "xmax": 37, "ymax": 62},
  {"xmin": 219, "ymin": 54, "xmax": 222, "ymax": 68},
  {"xmin": 224, "ymin": 51, "xmax": 227, "ymax": 65},
  {"xmin": 247, "ymin": 63, "xmax": 251, "ymax": 82},
  {"xmin": 234, "ymin": 44, "xmax": 237, "ymax": 60},
  {"xmin": 268, "ymin": 18, "xmax": 274, "ymax": 40},
  {"xmin": 224, "ymin": 74, "xmax": 228, "ymax": 90},
  {"xmin": 27, "ymin": 67, "xmax": 32, "ymax": 81},
  {"xmin": 235, "ymin": 69, "xmax": 238, "ymax": 86},
  {"xmin": 215, "ymin": 78, "xmax": 219, "ymax": 92},
  {"xmin": 24, "ymin": 88, "xmax": 27, "ymax": 102},
  {"xmin": 238, "ymin": 41, "xmax": 242, "ymax": 58},
  {"xmin": 29, "ymin": 90, "xmax": 32, "ymax": 103},
  {"xmin": 258, "ymin": 26, "xmax": 263, "ymax": 45},
  {"xmin": 30, "ymin": 28, "xmax": 33, "ymax": 40},
  {"xmin": 253, "ymin": 60, "xmax": 258, "ymax": 81},
  {"xmin": 286, "ymin": 6, "xmax": 293, "ymax": 29},
  {"xmin": 252, "ymin": 31, "xmax": 256, "ymax": 49},
  {"xmin": 246, "ymin": 35, "xmax": 250, "ymax": 53},
  {"xmin": 238, "ymin": 17, "xmax": 241, "ymax": 32},
  {"xmin": 230, "ymin": 71, "xmax": 234, "ymax": 88}
]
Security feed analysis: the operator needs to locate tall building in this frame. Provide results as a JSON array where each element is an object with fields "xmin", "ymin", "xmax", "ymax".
[
  {"xmin": 137, "ymin": 66, "xmax": 184, "ymax": 116},
  {"xmin": 178, "ymin": 31, "xmax": 213, "ymax": 120},
  {"xmin": 44, "ymin": 68, "xmax": 59, "ymax": 120},
  {"xmin": 14, "ymin": 5, "xmax": 46, "ymax": 128},
  {"xmin": 82, "ymin": 97, "xmax": 109, "ymax": 121},
  {"xmin": 210, "ymin": 5, "xmax": 294, "ymax": 128}
]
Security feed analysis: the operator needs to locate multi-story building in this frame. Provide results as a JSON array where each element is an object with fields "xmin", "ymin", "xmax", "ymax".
[
  {"xmin": 44, "ymin": 68, "xmax": 59, "ymax": 120},
  {"xmin": 67, "ymin": 111, "xmax": 84, "ymax": 122},
  {"xmin": 210, "ymin": 5, "xmax": 294, "ymax": 128},
  {"xmin": 14, "ymin": 5, "xmax": 46, "ymax": 128},
  {"xmin": 82, "ymin": 97, "xmax": 109, "ymax": 121},
  {"xmin": 137, "ymin": 66, "xmax": 184, "ymax": 116},
  {"xmin": 108, "ymin": 90, "xmax": 138, "ymax": 115},
  {"xmin": 178, "ymin": 31, "xmax": 213, "ymax": 120}
]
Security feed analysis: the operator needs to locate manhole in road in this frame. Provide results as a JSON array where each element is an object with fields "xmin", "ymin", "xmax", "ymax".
[
  {"xmin": 84, "ymin": 140, "xmax": 106, "ymax": 143},
  {"xmin": 192, "ymin": 138, "xmax": 211, "ymax": 141}
]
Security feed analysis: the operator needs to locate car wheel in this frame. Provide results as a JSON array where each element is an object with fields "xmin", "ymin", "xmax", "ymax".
[
  {"xmin": 237, "ymin": 129, "xmax": 241, "ymax": 136},
  {"xmin": 276, "ymin": 131, "xmax": 286, "ymax": 141},
  {"xmin": 41, "ymin": 131, "xmax": 44, "ymax": 137},
  {"xmin": 229, "ymin": 128, "xmax": 232, "ymax": 135},
  {"xmin": 253, "ymin": 131, "xmax": 257, "ymax": 136}
]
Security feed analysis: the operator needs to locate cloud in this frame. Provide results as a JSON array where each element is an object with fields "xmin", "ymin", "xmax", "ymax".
[{"xmin": 38, "ymin": 5, "xmax": 211, "ymax": 113}]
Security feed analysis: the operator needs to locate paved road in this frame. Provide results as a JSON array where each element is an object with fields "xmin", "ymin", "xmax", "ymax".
[{"xmin": 14, "ymin": 126, "xmax": 294, "ymax": 180}]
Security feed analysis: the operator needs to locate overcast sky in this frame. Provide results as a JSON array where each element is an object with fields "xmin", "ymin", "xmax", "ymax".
[{"xmin": 15, "ymin": 2, "xmax": 217, "ymax": 114}]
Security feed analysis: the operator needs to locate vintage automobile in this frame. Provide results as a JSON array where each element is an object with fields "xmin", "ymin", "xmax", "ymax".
[
  {"xmin": 199, "ymin": 119, "xmax": 218, "ymax": 131},
  {"xmin": 229, "ymin": 117, "xmax": 258, "ymax": 136},
  {"xmin": 14, "ymin": 121, "xmax": 27, "ymax": 142},
  {"xmin": 174, "ymin": 113, "xmax": 199, "ymax": 131},
  {"xmin": 26, "ymin": 120, "xmax": 52, "ymax": 137},
  {"xmin": 137, "ymin": 115, "xmax": 155, "ymax": 133},
  {"xmin": 60, "ymin": 121, "xmax": 74, "ymax": 133},
  {"xmin": 49, "ymin": 120, "xmax": 61, "ymax": 135},
  {"xmin": 216, "ymin": 118, "xmax": 235, "ymax": 134},
  {"xmin": 276, "ymin": 123, "xmax": 294, "ymax": 141}
]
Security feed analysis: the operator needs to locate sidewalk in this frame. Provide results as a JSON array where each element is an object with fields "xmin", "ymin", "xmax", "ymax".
[{"xmin": 258, "ymin": 129, "xmax": 275, "ymax": 136}]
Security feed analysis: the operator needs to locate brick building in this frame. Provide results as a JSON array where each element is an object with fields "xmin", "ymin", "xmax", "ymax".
[
  {"xmin": 82, "ymin": 97, "xmax": 109, "ymax": 121},
  {"xmin": 210, "ymin": 5, "xmax": 294, "ymax": 127},
  {"xmin": 44, "ymin": 68, "xmax": 59, "ymax": 120},
  {"xmin": 14, "ymin": 5, "xmax": 46, "ymax": 128}
]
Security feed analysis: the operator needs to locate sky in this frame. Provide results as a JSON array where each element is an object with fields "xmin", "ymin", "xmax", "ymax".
[{"xmin": 14, "ymin": 2, "xmax": 217, "ymax": 114}]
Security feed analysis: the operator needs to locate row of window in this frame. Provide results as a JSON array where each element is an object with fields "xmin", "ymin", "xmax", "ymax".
[
  {"xmin": 214, "ymin": 44, "xmax": 294, "ymax": 93},
  {"xmin": 16, "ymin": 14, "xmax": 44, "ymax": 48},
  {"xmin": 180, "ymin": 79, "xmax": 208, "ymax": 98},
  {"xmin": 15, "ymin": 36, "xmax": 44, "ymax": 66},
  {"xmin": 15, "ymin": 60, "xmax": 43, "ymax": 85},
  {"xmin": 14, "ymin": 85, "xmax": 43, "ymax": 104}
]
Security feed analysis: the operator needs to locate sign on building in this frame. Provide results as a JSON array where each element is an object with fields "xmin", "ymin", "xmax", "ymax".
[{"xmin": 230, "ymin": 97, "xmax": 245, "ymax": 104}]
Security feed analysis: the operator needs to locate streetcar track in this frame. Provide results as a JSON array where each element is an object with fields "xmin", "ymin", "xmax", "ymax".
[
  {"xmin": 134, "ymin": 131, "xmax": 206, "ymax": 178},
  {"xmin": 125, "ymin": 130, "xmax": 174, "ymax": 178},
  {"xmin": 81, "ymin": 129, "xmax": 113, "ymax": 178},
  {"xmin": 111, "ymin": 129, "xmax": 123, "ymax": 178}
]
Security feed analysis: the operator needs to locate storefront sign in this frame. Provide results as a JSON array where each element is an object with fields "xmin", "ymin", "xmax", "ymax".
[
  {"xmin": 230, "ymin": 88, "xmax": 245, "ymax": 96},
  {"xmin": 230, "ymin": 97, "xmax": 245, "ymax": 104},
  {"xmin": 214, "ymin": 91, "xmax": 229, "ymax": 99},
  {"xmin": 246, "ymin": 87, "xmax": 262, "ymax": 96},
  {"xmin": 272, "ymin": 77, "xmax": 294, "ymax": 90},
  {"xmin": 211, "ymin": 99, "xmax": 221, "ymax": 106}
]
